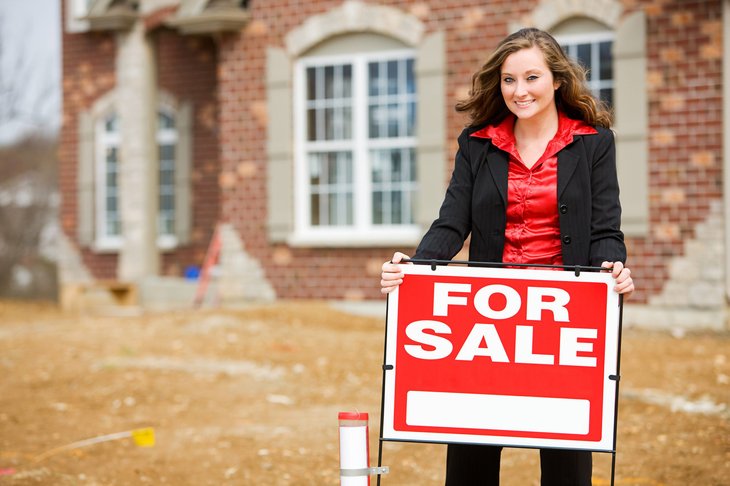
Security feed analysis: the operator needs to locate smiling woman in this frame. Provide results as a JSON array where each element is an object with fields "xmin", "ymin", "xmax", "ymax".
[
  {"xmin": 380, "ymin": 27, "xmax": 633, "ymax": 486},
  {"xmin": 499, "ymin": 47, "xmax": 561, "ymax": 168}
]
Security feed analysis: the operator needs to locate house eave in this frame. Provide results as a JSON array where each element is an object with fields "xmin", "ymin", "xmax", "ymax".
[
  {"xmin": 86, "ymin": 11, "xmax": 138, "ymax": 31},
  {"xmin": 165, "ymin": 11, "xmax": 250, "ymax": 35}
]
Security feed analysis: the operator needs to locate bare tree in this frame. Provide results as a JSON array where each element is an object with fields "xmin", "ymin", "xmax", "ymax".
[
  {"xmin": 0, "ymin": 13, "xmax": 59, "ymax": 141},
  {"xmin": 0, "ymin": 10, "xmax": 60, "ymax": 300}
]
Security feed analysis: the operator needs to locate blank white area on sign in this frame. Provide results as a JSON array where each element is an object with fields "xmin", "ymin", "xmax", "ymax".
[{"xmin": 406, "ymin": 391, "xmax": 590, "ymax": 435}]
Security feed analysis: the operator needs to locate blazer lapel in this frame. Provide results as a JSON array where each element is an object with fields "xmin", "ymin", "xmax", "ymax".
[
  {"xmin": 484, "ymin": 146, "xmax": 509, "ymax": 205},
  {"xmin": 557, "ymin": 148, "xmax": 580, "ymax": 199}
]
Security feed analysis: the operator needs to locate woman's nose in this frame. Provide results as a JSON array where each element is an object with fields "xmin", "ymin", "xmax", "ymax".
[{"xmin": 514, "ymin": 81, "xmax": 528, "ymax": 96}]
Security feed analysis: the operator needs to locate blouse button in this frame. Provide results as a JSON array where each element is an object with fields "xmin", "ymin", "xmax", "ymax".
[
  {"xmin": 563, "ymin": 235, "xmax": 572, "ymax": 244},
  {"xmin": 559, "ymin": 204, "xmax": 568, "ymax": 214}
]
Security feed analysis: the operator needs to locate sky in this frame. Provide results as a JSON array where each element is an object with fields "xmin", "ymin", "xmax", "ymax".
[{"xmin": 0, "ymin": 0, "xmax": 61, "ymax": 144}]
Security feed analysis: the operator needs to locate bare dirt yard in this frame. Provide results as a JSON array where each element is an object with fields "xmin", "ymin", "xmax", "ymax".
[{"xmin": 0, "ymin": 300, "xmax": 728, "ymax": 485}]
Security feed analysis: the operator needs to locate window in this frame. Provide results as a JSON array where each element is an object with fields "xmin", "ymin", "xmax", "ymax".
[
  {"xmin": 95, "ymin": 113, "xmax": 122, "ymax": 248},
  {"xmin": 157, "ymin": 110, "xmax": 177, "ymax": 246},
  {"xmin": 92, "ymin": 110, "xmax": 179, "ymax": 250},
  {"xmin": 294, "ymin": 51, "xmax": 419, "ymax": 245},
  {"xmin": 558, "ymin": 33, "xmax": 614, "ymax": 106}
]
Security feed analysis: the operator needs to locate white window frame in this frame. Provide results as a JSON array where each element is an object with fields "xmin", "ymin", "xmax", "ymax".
[
  {"xmin": 94, "ymin": 112, "xmax": 123, "ymax": 251},
  {"xmin": 157, "ymin": 107, "xmax": 178, "ymax": 250},
  {"xmin": 555, "ymin": 32, "xmax": 615, "ymax": 105},
  {"xmin": 93, "ymin": 108, "xmax": 180, "ymax": 251},
  {"xmin": 292, "ymin": 49, "xmax": 421, "ymax": 247}
]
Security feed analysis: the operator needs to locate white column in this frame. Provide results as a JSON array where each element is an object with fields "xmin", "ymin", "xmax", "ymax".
[{"xmin": 116, "ymin": 20, "xmax": 159, "ymax": 281}]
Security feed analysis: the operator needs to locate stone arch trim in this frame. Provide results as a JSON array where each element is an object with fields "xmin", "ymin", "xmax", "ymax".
[
  {"xmin": 530, "ymin": 0, "xmax": 623, "ymax": 31},
  {"xmin": 284, "ymin": 0, "xmax": 425, "ymax": 57}
]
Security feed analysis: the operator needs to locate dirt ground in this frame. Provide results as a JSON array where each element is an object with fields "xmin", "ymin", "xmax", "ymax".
[{"xmin": 0, "ymin": 300, "xmax": 728, "ymax": 485}]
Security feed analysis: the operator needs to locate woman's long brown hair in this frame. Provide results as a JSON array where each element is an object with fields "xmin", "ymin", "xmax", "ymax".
[{"xmin": 455, "ymin": 28, "xmax": 613, "ymax": 128}]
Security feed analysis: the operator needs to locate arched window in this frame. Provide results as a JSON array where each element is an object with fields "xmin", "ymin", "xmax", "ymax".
[
  {"xmin": 95, "ymin": 112, "xmax": 122, "ymax": 247},
  {"xmin": 77, "ymin": 91, "xmax": 192, "ymax": 251},
  {"xmin": 555, "ymin": 30, "xmax": 614, "ymax": 107},
  {"xmin": 520, "ymin": 0, "xmax": 649, "ymax": 236},
  {"xmin": 268, "ymin": 1, "xmax": 446, "ymax": 247},
  {"xmin": 157, "ymin": 110, "xmax": 177, "ymax": 243},
  {"xmin": 294, "ymin": 46, "xmax": 418, "ymax": 243}
]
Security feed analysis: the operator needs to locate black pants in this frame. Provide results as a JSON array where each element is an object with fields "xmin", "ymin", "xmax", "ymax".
[{"xmin": 445, "ymin": 444, "xmax": 592, "ymax": 486}]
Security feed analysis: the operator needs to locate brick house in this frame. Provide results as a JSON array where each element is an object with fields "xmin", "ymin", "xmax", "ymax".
[{"xmin": 59, "ymin": 0, "xmax": 730, "ymax": 329}]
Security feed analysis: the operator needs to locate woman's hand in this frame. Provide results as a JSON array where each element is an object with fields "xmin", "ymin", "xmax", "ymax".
[
  {"xmin": 601, "ymin": 261, "xmax": 634, "ymax": 298},
  {"xmin": 381, "ymin": 252, "xmax": 412, "ymax": 294}
]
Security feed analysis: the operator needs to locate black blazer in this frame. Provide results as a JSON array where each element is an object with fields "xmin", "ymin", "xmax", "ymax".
[{"xmin": 414, "ymin": 123, "xmax": 626, "ymax": 267}]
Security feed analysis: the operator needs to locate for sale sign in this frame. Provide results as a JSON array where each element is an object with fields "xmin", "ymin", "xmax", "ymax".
[{"xmin": 381, "ymin": 264, "xmax": 622, "ymax": 451}]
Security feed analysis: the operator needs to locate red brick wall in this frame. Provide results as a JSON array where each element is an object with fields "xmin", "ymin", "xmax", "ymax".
[
  {"xmin": 59, "ymin": 0, "xmax": 220, "ymax": 279},
  {"xmin": 214, "ymin": 1, "xmax": 686, "ymax": 302},
  {"xmin": 61, "ymin": 1, "xmax": 724, "ymax": 303},
  {"xmin": 59, "ymin": 0, "xmax": 118, "ymax": 279},
  {"xmin": 156, "ymin": 30, "xmax": 220, "ymax": 277},
  {"xmin": 628, "ymin": 0, "xmax": 723, "ymax": 300},
  {"xmin": 216, "ymin": 0, "xmax": 724, "ymax": 302}
]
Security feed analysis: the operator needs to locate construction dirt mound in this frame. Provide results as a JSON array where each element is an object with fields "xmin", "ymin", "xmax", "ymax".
[{"xmin": 0, "ymin": 300, "xmax": 728, "ymax": 485}]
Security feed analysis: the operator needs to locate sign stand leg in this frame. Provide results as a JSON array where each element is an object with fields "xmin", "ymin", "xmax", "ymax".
[
  {"xmin": 377, "ymin": 295, "xmax": 391, "ymax": 486},
  {"xmin": 609, "ymin": 294, "xmax": 624, "ymax": 486},
  {"xmin": 611, "ymin": 452, "xmax": 617, "ymax": 486}
]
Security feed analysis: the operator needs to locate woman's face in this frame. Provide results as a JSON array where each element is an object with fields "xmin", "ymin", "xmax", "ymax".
[{"xmin": 500, "ymin": 46, "xmax": 560, "ymax": 123}]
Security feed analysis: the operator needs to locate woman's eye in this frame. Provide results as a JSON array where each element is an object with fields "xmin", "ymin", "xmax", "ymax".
[
  {"xmin": 503, "ymin": 77, "xmax": 514, "ymax": 83},
  {"xmin": 527, "ymin": 75, "xmax": 538, "ymax": 81}
]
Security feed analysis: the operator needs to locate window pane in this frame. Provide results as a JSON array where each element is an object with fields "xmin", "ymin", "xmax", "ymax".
[
  {"xmin": 324, "ymin": 65, "xmax": 335, "ymax": 99},
  {"xmin": 407, "ymin": 102, "xmax": 416, "ymax": 137},
  {"xmin": 370, "ymin": 148, "xmax": 416, "ymax": 225},
  {"xmin": 406, "ymin": 59, "xmax": 415, "ymax": 94},
  {"xmin": 307, "ymin": 67, "xmax": 317, "ymax": 101},
  {"xmin": 387, "ymin": 60, "xmax": 398, "ymax": 95},
  {"xmin": 159, "ymin": 144, "xmax": 175, "ymax": 161},
  {"xmin": 307, "ymin": 63, "xmax": 353, "ymax": 142},
  {"xmin": 387, "ymin": 103, "xmax": 399, "ymax": 138},
  {"xmin": 104, "ymin": 143, "xmax": 120, "ymax": 236},
  {"xmin": 307, "ymin": 109, "xmax": 317, "ymax": 141},
  {"xmin": 368, "ymin": 62, "xmax": 379, "ymax": 96},
  {"xmin": 391, "ymin": 149, "xmax": 403, "ymax": 181},
  {"xmin": 368, "ymin": 58, "xmax": 416, "ymax": 139},
  {"xmin": 391, "ymin": 191, "xmax": 403, "ymax": 224},
  {"xmin": 373, "ymin": 191, "xmax": 383, "ymax": 225},
  {"xmin": 159, "ymin": 217, "xmax": 174, "ymax": 235},
  {"xmin": 342, "ymin": 65, "xmax": 352, "ymax": 97},
  {"xmin": 599, "ymin": 41, "xmax": 612, "ymax": 80},
  {"xmin": 576, "ymin": 43, "xmax": 592, "ymax": 80},
  {"xmin": 309, "ymin": 154, "xmax": 322, "ymax": 185},
  {"xmin": 105, "ymin": 115, "xmax": 118, "ymax": 133},
  {"xmin": 311, "ymin": 193, "xmax": 320, "ymax": 226},
  {"xmin": 371, "ymin": 150, "xmax": 385, "ymax": 183},
  {"xmin": 599, "ymin": 88, "xmax": 613, "ymax": 107},
  {"xmin": 308, "ymin": 151, "xmax": 353, "ymax": 226},
  {"xmin": 158, "ymin": 112, "xmax": 175, "ymax": 129},
  {"xmin": 325, "ymin": 108, "xmax": 335, "ymax": 140},
  {"xmin": 342, "ymin": 107, "xmax": 352, "ymax": 139},
  {"xmin": 157, "ymin": 113, "xmax": 176, "ymax": 236},
  {"xmin": 369, "ymin": 105, "xmax": 381, "ymax": 139}
]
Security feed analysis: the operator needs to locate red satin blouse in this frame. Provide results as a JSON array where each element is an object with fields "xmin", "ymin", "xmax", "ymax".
[{"xmin": 472, "ymin": 112, "xmax": 597, "ymax": 266}]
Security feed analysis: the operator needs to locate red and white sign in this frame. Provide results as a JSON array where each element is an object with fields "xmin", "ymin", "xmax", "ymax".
[{"xmin": 381, "ymin": 264, "xmax": 621, "ymax": 451}]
